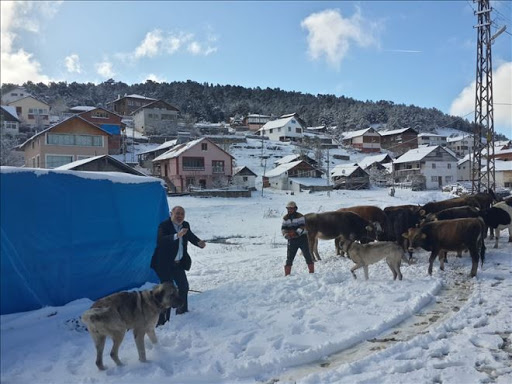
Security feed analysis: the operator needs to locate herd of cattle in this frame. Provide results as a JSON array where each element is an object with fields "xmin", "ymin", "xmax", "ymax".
[{"xmin": 303, "ymin": 191, "xmax": 512, "ymax": 279}]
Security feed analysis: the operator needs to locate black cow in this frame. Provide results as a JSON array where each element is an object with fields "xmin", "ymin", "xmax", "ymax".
[{"xmin": 383, "ymin": 204, "xmax": 422, "ymax": 258}]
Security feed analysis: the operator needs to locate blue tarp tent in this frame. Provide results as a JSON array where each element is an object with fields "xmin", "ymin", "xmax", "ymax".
[{"xmin": 0, "ymin": 167, "xmax": 169, "ymax": 315}]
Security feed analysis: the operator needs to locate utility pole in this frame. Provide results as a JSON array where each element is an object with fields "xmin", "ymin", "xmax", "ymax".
[
  {"xmin": 471, "ymin": 0, "xmax": 497, "ymax": 193},
  {"xmin": 326, "ymin": 146, "xmax": 330, "ymax": 197}
]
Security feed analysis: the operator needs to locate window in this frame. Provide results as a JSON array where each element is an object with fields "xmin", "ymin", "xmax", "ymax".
[
  {"xmin": 278, "ymin": 128, "xmax": 281, "ymax": 132},
  {"xmin": 148, "ymin": 113, "xmax": 158, "ymax": 119},
  {"xmin": 46, "ymin": 155, "xmax": 73, "ymax": 168},
  {"xmin": 186, "ymin": 177, "xmax": 195, "ymax": 187},
  {"xmin": 161, "ymin": 114, "xmax": 175, "ymax": 120},
  {"xmin": 2, "ymin": 121, "xmax": 17, "ymax": 129},
  {"xmin": 432, "ymin": 163, "xmax": 436, "ymax": 169},
  {"xmin": 212, "ymin": 160, "xmax": 225, "ymax": 173},
  {"xmin": 447, "ymin": 163, "xmax": 452, "ymax": 169},
  {"xmin": 16, "ymin": 107, "xmax": 21, "ymax": 114},
  {"xmin": 288, "ymin": 127, "xmax": 291, "ymax": 132},
  {"xmin": 47, "ymin": 133, "xmax": 103, "ymax": 147},
  {"xmin": 445, "ymin": 176, "xmax": 453, "ymax": 182},
  {"xmin": 182, "ymin": 157, "xmax": 204, "ymax": 170},
  {"xmin": 243, "ymin": 176, "xmax": 248, "ymax": 182},
  {"xmin": 270, "ymin": 129, "xmax": 273, "ymax": 134},
  {"xmin": 296, "ymin": 128, "xmax": 301, "ymax": 133},
  {"xmin": 91, "ymin": 110, "xmax": 109, "ymax": 119},
  {"xmin": 201, "ymin": 143, "xmax": 208, "ymax": 151},
  {"xmin": 431, "ymin": 176, "xmax": 438, "ymax": 182}
]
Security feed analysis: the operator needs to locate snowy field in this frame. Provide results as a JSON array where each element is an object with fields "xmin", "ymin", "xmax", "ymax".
[{"xmin": 1, "ymin": 187, "xmax": 511, "ymax": 384}]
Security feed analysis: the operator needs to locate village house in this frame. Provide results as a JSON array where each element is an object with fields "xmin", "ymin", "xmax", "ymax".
[
  {"xmin": 330, "ymin": 164, "xmax": 370, "ymax": 190},
  {"xmin": 263, "ymin": 160, "xmax": 323, "ymax": 191},
  {"xmin": 274, "ymin": 153, "xmax": 318, "ymax": 168},
  {"xmin": 257, "ymin": 113, "xmax": 306, "ymax": 142},
  {"xmin": 457, "ymin": 154, "xmax": 472, "ymax": 181},
  {"xmin": 417, "ymin": 132, "xmax": 447, "ymax": 147},
  {"xmin": 489, "ymin": 160, "xmax": 512, "ymax": 188},
  {"xmin": 131, "ymin": 100, "xmax": 180, "ymax": 136},
  {"xmin": 55, "ymin": 154, "xmax": 147, "ymax": 176},
  {"xmin": 137, "ymin": 139, "xmax": 178, "ymax": 170},
  {"xmin": 446, "ymin": 134, "xmax": 475, "ymax": 158},
  {"xmin": 17, "ymin": 115, "xmax": 111, "ymax": 169},
  {"xmin": 1, "ymin": 87, "xmax": 31, "ymax": 104},
  {"xmin": 341, "ymin": 128, "xmax": 381, "ymax": 153},
  {"xmin": 0, "ymin": 105, "xmax": 21, "ymax": 136},
  {"xmin": 77, "ymin": 107, "xmax": 125, "ymax": 155},
  {"xmin": 243, "ymin": 114, "xmax": 272, "ymax": 132},
  {"xmin": 232, "ymin": 166, "xmax": 257, "ymax": 190},
  {"xmin": 393, "ymin": 145, "xmax": 458, "ymax": 190},
  {"xmin": 106, "ymin": 94, "xmax": 157, "ymax": 116},
  {"xmin": 379, "ymin": 127, "xmax": 418, "ymax": 156},
  {"xmin": 152, "ymin": 137, "xmax": 234, "ymax": 193},
  {"xmin": 357, "ymin": 153, "xmax": 393, "ymax": 171},
  {"xmin": 7, "ymin": 95, "xmax": 50, "ymax": 131}
]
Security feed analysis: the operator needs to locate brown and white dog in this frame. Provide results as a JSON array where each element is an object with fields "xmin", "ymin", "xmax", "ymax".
[{"xmin": 81, "ymin": 282, "xmax": 182, "ymax": 370}]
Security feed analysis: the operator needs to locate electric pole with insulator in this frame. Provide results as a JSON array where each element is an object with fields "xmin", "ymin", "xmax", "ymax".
[{"xmin": 471, "ymin": 0, "xmax": 498, "ymax": 193}]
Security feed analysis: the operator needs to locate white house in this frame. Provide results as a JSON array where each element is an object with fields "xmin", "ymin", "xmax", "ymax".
[
  {"xmin": 418, "ymin": 132, "xmax": 447, "ymax": 147},
  {"xmin": 232, "ymin": 166, "xmax": 257, "ymax": 190},
  {"xmin": 263, "ymin": 160, "xmax": 321, "ymax": 191},
  {"xmin": 483, "ymin": 160, "xmax": 512, "ymax": 189},
  {"xmin": 457, "ymin": 154, "xmax": 472, "ymax": 181},
  {"xmin": 393, "ymin": 145, "xmax": 458, "ymax": 190},
  {"xmin": 257, "ymin": 115, "xmax": 305, "ymax": 142},
  {"xmin": 447, "ymin": 135, "xmax": 476, "ymax": 158}
]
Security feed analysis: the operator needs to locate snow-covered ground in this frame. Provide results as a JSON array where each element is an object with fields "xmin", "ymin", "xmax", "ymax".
[{"xmin": 1, "ymin": 187, "xmax": 511, "ymax": 384}]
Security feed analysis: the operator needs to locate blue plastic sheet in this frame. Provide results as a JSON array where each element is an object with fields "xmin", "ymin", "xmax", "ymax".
[
  {"xmin": 0, "ymin": 168, "xmax": 169, "ymax": 314},
  {"xmin": 100, "ymin": 123, "xmax": 121, "ymax": 135}
]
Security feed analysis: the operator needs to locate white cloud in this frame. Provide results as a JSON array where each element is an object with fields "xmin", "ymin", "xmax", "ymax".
[
  {"xmin": 132, "ymin": 29, "xmax": 216, "ymax": 59},
  {"xmin": 64, "ymin": 54, "xmax": 81, "ymax": 73},
  {"xmin": 95, "ymin": 61, "xmax": 115, "ymax": 78},
  {"xmin": 0, "ymin": 1, "xmax": 61, "ymax": 84},
  {"xmin": 301, "ymin": 7, "xmax": 380, "ymax": 69},
  {"xmin": 134, "ymin": 29, "xmax": 164, "ymax": 58},
  {"xmin": 143, "ymin": 73, "xmax": 167, "ymax": 83},
  {"xmin": 450, "ymin": 62, "xmax": 512, "ymax": 135}
]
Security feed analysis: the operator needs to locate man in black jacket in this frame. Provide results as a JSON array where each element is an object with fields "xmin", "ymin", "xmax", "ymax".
[{"xmin": 151, "ymin": 206, "xmax": 206, "ymax": 324}]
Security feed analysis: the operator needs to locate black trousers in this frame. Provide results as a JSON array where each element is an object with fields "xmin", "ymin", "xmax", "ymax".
[
  {"xmin": 156, "ymin": 264, "xmax": 189, "ymax": 324},
  {"xmin": 286, "ymin": 235, "xmax": 313, "ymax": 266}
]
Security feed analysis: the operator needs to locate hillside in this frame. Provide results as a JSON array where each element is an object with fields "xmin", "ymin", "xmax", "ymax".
[{"xmin": 2, "ymin": 80, "xmax": 490, "ymax": 140}]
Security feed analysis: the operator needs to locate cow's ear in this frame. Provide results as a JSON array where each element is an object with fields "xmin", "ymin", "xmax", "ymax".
[
  {"xmin": 365, "ymin": 225, "xmax": 373, "ymax": 232},
  {"xmin": 401, "ymin": 232, "xmax": 408, "ymax": 239},
  {"xmin": 421, "ymin": 233, "xmax": 427, "ymax": 239},
  {"xmin": 419, "ymin": 209, "xmax": 426, "ymax": 216}
]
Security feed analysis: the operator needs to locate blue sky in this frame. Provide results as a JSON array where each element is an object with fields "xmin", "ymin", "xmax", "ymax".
[{"xmin": 1, "ymin": 1, "xmax": 511, "ymax": 137}]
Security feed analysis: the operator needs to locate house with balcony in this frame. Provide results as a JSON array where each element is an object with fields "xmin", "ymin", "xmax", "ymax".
[
  {"xmin": 341, "ymin": 128, "xmax": 381, "ymax": 153},
  {"xmin": 417, "ymin": 132, "xmax": 447, "ymax": 147},
  {"xmin": 152, "ymin": 137, "xmax": 234, "ymax": 193},
  {"xmin": 379, "ymin": 127, "xmax": 418, "ymax": 156},
  {"xmin": 257, "ymin": 114, "xmax": 306, "ymax": 142},
  {"xmin": 7, "ymin": 96, "xmax": 50, "ymax": 130},
  {"xmin": 17, "ymin": 115, "xmax": 111, "ymax": 169},
  {"xmin": 131, "ymin": 100, "xmax": 180, "ymax": 136},
  {"xmin": 446, "ymin": 134, "xmax": 475, "ymax": 158},
  {"xmin": 393, "ymin": 145, "xmax": 458, "ymax": 190},
  {"xmin": 243, "ymin": 114, "xmax": 272, "ymax": 132},
  {"xmin": 0, "ymin": 105, "xmax": 21, "ymax": 136},
  {"xmin": 106, "ymin": 94, "xmax": 157, "ymax": 116},
  {"xmin": 78, "ymin": 107, "xmax": 125, "ymax": 155}
]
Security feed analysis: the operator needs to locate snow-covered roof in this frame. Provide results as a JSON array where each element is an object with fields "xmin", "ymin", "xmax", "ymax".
[
  {"xmin": 379, "ymin": 127, "xmax": 414, "ymax": 136},
  {"xmin": 264, "ymin": 160, "xmax": 303, "ymax": 177},
  {"xmin": 55, "ymin": 155, "xmax": 105, "ymax": 170},
  {"xmin": 126, "ymin": 94, "xmax": 157, "ymax": 100},
  {"xmin": 446, "ymin": 134, "xmax": 474, "ymax": 143},
  {"xmin": 483, "ymin": 160, "xmax": 512, "ymax": 172},
  {"xmin": 233, "ymin": 166, "xmax": 257, "ymax": 176},
  {"xmin": 342, "ymin": 128, "xmax": 375, "ymax": 140},
  {"xmin": 153, "ymin": 138, "xmax": 204, "ymax": 162},
  {"xmin": 330, "ymin": 163, "xmax": 362, "ymax": 177},
  {"xmin": 138, "ymin": 140, "xmax": 177, "ymax": 155},
  {"xmin": 418, "ymin": 132, "xmax": 446, "ymax": 138},
  {"xmin": 275, "ymin": 154, "xmax": 302, "ymax": 166},
  {"xmin": 457, "ymin": 154, "xmax": 471, "ymax": 166},
  {"xmin": 259, "ymin": 116, "xmax": 295, "ymax": 131},
  {"xmin": 0, "ymin": 105, "xmax": 19, "ymax": 120},
  {"xmin": 70, "ymin": 106, "xmax": 96, "ymax": 112},
  {"xmin": 357, "ymin": 153, "xmax": 391, "ymax": 169},
  {"xmin": 393, "ymin": 145, "xmax": 456, "ymax": 164}
]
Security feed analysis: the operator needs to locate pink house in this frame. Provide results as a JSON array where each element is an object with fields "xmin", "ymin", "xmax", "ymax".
[{"xmin": 152, "ymin": 138, "xmax": 234, "ymax": 193}]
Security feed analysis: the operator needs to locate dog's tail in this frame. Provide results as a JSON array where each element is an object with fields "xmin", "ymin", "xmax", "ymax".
[{"xmin": 81, "ymin": 307, "xmax": 110, "ymax": 326}]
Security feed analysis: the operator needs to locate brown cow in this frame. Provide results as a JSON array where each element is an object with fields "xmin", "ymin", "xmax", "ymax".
[
  {"xmin": 304, "ymin": 211, "xmax": 376, "ymax": 261},
  {"xmin": 420, "ymin": 196, "xmax": 481, "ymax": 216},
  {"xmin": 403, "ymin": 218, "xmax": 486, "ymax": 277}
]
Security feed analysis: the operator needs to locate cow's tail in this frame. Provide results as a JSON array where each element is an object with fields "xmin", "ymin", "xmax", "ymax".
[{"xmin": 480, "ymin": 236, "xmax": 486, "ymax": 267}]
